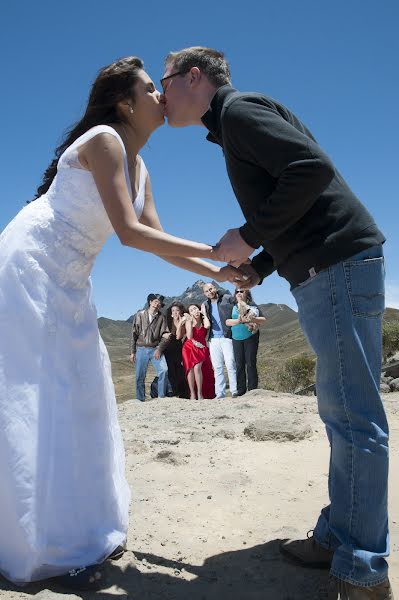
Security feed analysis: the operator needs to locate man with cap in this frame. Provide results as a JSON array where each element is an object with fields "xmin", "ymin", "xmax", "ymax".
[{"xmin": 129, "ymin": 293, "xmax": 170, "ymax": 402}]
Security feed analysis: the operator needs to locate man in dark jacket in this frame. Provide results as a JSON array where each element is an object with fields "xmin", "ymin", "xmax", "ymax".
[
  {"xmin": 160, "ymin": 47, "xmax": 391, "ymax": 598},
  {"xmin": 129, "ymin": 293, "xmax": 170, "ymax": 402},
  {"xmin": 200, "ymin": 282, "xmax": 237, "ymax": 399}
]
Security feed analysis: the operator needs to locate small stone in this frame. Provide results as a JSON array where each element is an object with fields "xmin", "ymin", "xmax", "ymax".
[
  {"xmin": 380, "ymin": 383, "xmax": 391, "ymax": 393},
  {"xmin": 154, "ymin": 449, "xmax": 186, "ymax": 465},
  {"xmin": 215, "ymin": 429, "xmax": 236, "ymax": 439}
]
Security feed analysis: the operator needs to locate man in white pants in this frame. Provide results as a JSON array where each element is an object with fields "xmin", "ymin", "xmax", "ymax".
[{"xmin": 201, "ymin": 283, "xmax": 238, "ymax": 399}]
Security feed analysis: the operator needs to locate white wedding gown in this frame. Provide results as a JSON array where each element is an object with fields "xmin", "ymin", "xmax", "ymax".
[{"xmin": 0, "ymin": 125, "xmax": 146, "ymax": 584}]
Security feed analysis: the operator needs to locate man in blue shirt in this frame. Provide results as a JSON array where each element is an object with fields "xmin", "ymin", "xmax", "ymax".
[{"xmin": 201, "ymin": 283, "xmax": 237, "ymax": 399}]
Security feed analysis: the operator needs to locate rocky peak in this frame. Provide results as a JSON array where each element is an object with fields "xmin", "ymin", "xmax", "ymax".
[{"xmin": 126, "ymin": 280, "xmax": 230, "ymax": 322}]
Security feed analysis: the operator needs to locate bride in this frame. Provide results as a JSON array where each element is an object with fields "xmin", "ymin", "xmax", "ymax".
[{"xmin": 0, "ymin": 56, "xmax": 241, "ymax": 589}]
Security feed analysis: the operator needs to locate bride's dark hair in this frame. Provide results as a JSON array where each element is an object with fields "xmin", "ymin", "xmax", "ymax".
[{"xmin": 34, "ymin": 56, "xmax": 144, "ymax": 199}]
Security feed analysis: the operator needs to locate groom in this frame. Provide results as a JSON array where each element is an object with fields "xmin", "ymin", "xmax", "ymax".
[{"xmin": 160, "ymin": 47, "xmax": 391, "ymax": 599}]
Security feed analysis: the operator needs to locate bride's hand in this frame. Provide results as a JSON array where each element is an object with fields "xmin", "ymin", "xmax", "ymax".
[{"xmin": 216, "ymin": 264, "xmax": 249, "ymax": 284}]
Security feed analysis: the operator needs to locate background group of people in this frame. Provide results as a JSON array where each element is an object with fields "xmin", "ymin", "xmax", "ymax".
[{"xmin": 129, "ymin": 283, "xmax": 265, "ymax": 401}]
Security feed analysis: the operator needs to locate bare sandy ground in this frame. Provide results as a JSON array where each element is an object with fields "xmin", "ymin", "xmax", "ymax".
[{"xmin": 0, "ymin": 391, "xmax": 397, "ymax": 600}]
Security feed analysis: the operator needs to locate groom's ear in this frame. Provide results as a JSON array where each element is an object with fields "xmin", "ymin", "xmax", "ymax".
[{"xmin": 189, "ymin": 67, "xmax": 202, "ymax": 88}]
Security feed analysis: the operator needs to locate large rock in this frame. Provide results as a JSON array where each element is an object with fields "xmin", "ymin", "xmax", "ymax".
[
  {"xmin": 389, "ymin": 378, "xmax": 399, "ymax": 392},
  {"xmin": 244, "ymin": 418, "xmax": 312, "ymax": 442},
  {"xmin": 383, "ymin": 362, "xmax": 399, "ymax": 379},
  {"xmin": 380, "ymin": 383, "xmax": 391, "ymax": 393}
]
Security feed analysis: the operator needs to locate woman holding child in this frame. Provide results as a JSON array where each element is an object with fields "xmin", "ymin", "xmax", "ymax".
[{"xmin": 226, "ymin": 289, "xmax": 266, "ymax": 396}]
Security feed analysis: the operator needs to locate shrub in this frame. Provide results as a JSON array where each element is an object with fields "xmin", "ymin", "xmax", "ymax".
[
  {"xmin": 257, "ymin": 359, "xmax": 280, "ymax": 391},
  {"xmin": 277, "ymin": 355, "xmax": 316, "ymax": 393}
]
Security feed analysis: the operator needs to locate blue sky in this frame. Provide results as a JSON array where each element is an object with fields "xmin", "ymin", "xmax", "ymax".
[{"xmin": 1, "ymin": 0, "xmax": 398, "ymax": 319}]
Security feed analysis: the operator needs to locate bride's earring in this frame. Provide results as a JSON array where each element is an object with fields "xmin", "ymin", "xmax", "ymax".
[{"xmin": 129, "ymin": 106, "xmax": 134, "ymax": 114}]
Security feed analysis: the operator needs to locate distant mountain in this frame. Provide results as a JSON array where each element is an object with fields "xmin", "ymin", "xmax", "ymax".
[
  {"xmin": 98, "ymin": 280, "xmax": 399, "ymax": 401},
  {"xmin": 126, "ymin": 280, "xmax": 229, "ymax": 322}
]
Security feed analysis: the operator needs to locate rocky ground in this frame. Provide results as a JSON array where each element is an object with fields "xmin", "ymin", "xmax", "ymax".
[{"xmin": 1, "ymin": 391, "xmax": 398, "ymax": 600}]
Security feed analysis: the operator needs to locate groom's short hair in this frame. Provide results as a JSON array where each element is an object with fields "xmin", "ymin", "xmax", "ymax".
[{"xmin": 164, "ymin": 46, "xmax": 231, "ymax": 87}]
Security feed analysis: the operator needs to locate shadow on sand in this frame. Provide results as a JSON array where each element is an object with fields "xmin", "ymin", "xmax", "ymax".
[{"xmin": 0, "ymin": 539, "xmax": 331, "ymax": 599}]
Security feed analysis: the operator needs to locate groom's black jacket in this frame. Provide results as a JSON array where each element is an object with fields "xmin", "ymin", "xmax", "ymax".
[{"xmin": 202, "ymin": 85, "xmax": 384, "ymax": 286}]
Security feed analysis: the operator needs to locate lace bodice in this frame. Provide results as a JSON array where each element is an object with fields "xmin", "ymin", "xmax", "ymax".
[
  {"xmin": 50, "ymin": 124, "xmax": 146, "ymax": 247},
  {"xmin": 57, "ymin": 124, "xmax": 146, "ymax": 221}
]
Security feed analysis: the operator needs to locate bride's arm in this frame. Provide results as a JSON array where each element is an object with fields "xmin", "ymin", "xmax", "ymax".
[
  {"xmin": 140, "ymin": 175, "xmax": 242, "ymax": 283},
  {"xmin": 81, "ymin": 133, "xmax": 213, "ymax": 259}
]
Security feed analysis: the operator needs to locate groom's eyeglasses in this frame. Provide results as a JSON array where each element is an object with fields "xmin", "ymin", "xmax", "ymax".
[{"xmin": 160, "ymin": 71, "xmax": 188, "ymax": 93}]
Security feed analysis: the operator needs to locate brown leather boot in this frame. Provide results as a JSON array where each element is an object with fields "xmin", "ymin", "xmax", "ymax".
[
  {"xmin": 321, "ymin": 575, "xmax": 393, "ymax": 599},
  {"xmin": 280, "ymin": 532, "xmax": 334, "ymax": 568}
]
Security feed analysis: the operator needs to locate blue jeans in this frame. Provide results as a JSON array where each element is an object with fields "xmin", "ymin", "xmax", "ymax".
[
  {"xmin": 135, "ymin": 347, "xmax": 168, "ymax": 401},
  {"xmin": 291, "ymin": 245, "xmax": 389, "ymax": 587}
]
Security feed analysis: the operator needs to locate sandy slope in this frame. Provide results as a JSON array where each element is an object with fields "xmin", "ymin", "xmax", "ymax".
[{"xmin": 1, "ymin": 391, "xmax": 398, "ymax": 599}]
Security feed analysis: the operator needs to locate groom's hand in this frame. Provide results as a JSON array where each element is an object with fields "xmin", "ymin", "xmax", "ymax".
[
  {"xmin": 214, "ymin": 265, "xmax": 243, "ymax": 284},
  {"xmin": 217, "ymin": 264, "xmax": 249, "ymax": 285},
  {"xmin": 213, "ymin": 228, "xmax": 256, "ymax": 267},
  {"xmin": 233, "ymin": 263, "xmax": 261, "ymax": 289}
]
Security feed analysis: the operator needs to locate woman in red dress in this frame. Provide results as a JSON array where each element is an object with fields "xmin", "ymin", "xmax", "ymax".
[{"xmin": 177, "ymin": 304, "xmax": 215, "ymax": 400}]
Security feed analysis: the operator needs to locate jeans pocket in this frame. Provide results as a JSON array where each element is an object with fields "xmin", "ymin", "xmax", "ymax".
[
  {"xmin": 344, "ymin": 257, "xmax": 385, "ymax": 318},
  {"xmin": 291, "ymin": 270, "xmax": 322, "ymax": 294}
]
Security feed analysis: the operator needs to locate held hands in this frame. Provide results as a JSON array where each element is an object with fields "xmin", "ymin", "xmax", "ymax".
[
  {"xmin": 216, "ymin": 264, "xmax": 247, "ymax": 284},
  {"xmin": 216, "ymin": 262, "xmax": 260, "ymax": 289},
  {"xmin": 212, "ymin": 228, "xmax": 257, "ymax": 267},
  {"xmin": 232, "ymin": 262, "xmax": 261, "ymax": 289}
]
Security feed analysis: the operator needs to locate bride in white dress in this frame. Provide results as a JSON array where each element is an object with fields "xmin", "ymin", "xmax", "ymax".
[{"xmin": 0, "ymin": 56, "xmax": 239, "ymax": 589}]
